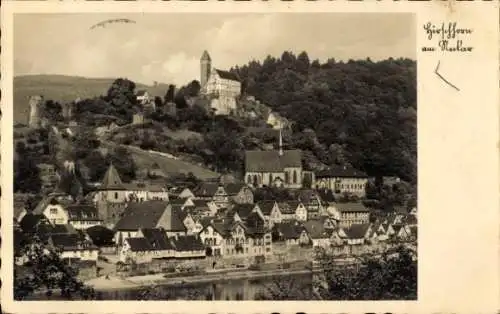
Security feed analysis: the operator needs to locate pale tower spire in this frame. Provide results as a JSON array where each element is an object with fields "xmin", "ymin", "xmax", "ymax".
[{"xmin": 200, "ymin": 50, "xmax": 212, "ymax": 88}]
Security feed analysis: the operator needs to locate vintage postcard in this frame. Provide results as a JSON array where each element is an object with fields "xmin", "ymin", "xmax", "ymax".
[{"xmin": 1, "ymin": 1, "xmax": 498, "ymax": 313}]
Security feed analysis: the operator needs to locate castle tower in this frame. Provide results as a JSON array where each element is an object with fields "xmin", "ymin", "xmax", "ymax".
[
  {"xmin": 62, "ymin": 102, "xmax": 74, "ymax": 121},
  {"xmin": 28, "ymin": 95, "xmax": 44, "ymax": 129},
  {"xmin": 200, "ymin": 50, "xmax": 212, "ymax": 88}
]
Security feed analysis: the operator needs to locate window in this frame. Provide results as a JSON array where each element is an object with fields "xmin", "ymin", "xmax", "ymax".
[
  {"xmin": 50, "ymin": 208, "xmax": 57, "ymax": 214},
  {"xmin": 293, "ymin": 171, "xmax": 297, "ymax": 184},
  {"xmin": 285, "ymin": 172, "xmax": 289, "ymax": 184},
  {"xmin": 115, "ymin": 192, "xmax": 118, "ymax": 199}
]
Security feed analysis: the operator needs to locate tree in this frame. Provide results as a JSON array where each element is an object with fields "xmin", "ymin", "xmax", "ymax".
[
  {"xmin": 83, "ymin": 151, "xmax": 109, "ymax": 182},
  {"xmin": 14, "ymin": 235, "xmax": 96, "ymax": 300},
  {"xmin": 106, "ymin": 78, "xmax": 137, "ymax": 119},
  {"xmin": 314, "ymin": 245, "xmax": 417, "ymax": 300},
  {"xmin": 164, "ymin": 84, "xmax": 176, "ymax": 103},
  {"xmin": 73, "ymin": 128, "xmax": 101, "ymax": 160},
  {"xmin": 107, "ymin": 147, "xmax": 136, "ymax": 182},
  {"xmin": 14, "ymin": 142, "xmax": 42, "ymax": 194}
]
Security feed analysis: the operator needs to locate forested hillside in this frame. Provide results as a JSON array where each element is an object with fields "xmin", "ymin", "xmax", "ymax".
[{"xmin": 230, "ymin": 52, "xmax": 417, "ymax": 183}]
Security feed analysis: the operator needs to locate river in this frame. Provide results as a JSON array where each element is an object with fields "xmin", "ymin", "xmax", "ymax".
[{"xmin": 99, "ymin": 273, "xmax": 313, "ymax": 300}]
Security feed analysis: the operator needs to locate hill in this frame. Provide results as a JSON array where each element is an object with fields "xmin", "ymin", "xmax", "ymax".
[{"xmin": 13, "ymin": 75, "xmax": 170, "ymax": 124}]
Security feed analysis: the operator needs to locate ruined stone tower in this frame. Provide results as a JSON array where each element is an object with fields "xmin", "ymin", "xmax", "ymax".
[
  {"xmin": 28, "ymin": 95, "xmax": 44, "ymax": 129},
  {"xmin": 61, "ymin": 102, "xmax": 74, "ymax": 121},
  {"xmin": 200, "ymin": 50, "xmax": 211, "ymax": 88}
]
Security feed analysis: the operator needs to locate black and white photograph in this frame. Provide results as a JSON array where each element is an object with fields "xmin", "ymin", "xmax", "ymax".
[{"xmin": 11, "ymin": 11, "xmax": 418, "ymax": 301}]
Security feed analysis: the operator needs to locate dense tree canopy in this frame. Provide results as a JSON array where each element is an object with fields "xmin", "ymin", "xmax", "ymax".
[{"xmin": 230, "ymin": 53, "xmax": 417, "ymax": 183}]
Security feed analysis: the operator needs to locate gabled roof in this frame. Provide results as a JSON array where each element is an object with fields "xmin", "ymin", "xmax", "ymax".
[
  {"xmin": 50, "ymin": 233, "xmax": 97, "ymax": 251},
  {"xmin": 32, "ymin": 195, "xmax": 71, "ymax": 215},
  {"xmin": 224, "ymin": 183, "xmax": 246, "ymax": 195},
  {"xmin": 245, "ymin": 150, "xmax": 302, "ymax": 172},
  {"xmin": 315, "ymin": 165, "xmax": 368, "ymax": 178},
  {"xmin": 141, "ymin": 228, "xmax": 174, "ymax": 251},
  {"xmin": 285, "ymin": 201, "xmax": 302, "ymax": 213},
  {"xmin": 171, "ymin": 235, "xmax": 205, "ymax": 252},
  {"xmin": 303, "ymin": 220, "xmax": 330, "ymax": 239},
  {"xmin": 344, "ymin": 223, "xmax": 371, "ymax": 239},
  {"xmin": 67, "ymin": 205, "xmax": 100, "ymax": 221},
  {"xmin": 114, "ymin": 201, "xmax": 170, "ymax": 231},
  {"xmin": 214, "ymin": 69, "xmax": 239, "ymax": 82},
  {"xmin": 193, "ymin": 182, "xmax": 220, "ymax": 197},
  {"xmin": 192, "ymin": 199, "xmax": 210, "ymax": 208},
  {"xmin": 100, "ymin": 163, "xmax": 125, "ymax": 190},
  {"xmin": 335, "ymin": 202, "xmax": 370, "ymax": 213},
  {"xmin": 274, "ymin": 221, "xmax": 304, "ymax": 240},
  {"xmin": 126, "ymin": 237, "xmax": 152, "ymax": 252},
  {"xmin": 278, "ymin": 202, "xmax": 294, "ymax": 214},
  {"xmin": 257, "ymin": 200, "xmax": 276, "ymax": 215},
  {"xmin": 232, "ymin": 204, "xmax": 256, "ymax": 219}
]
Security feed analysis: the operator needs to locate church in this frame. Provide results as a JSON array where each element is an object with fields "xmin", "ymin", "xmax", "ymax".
[
  {"xmin": 244, "ymin": 129, "xmax": 305, "ymax": 189},
  {"xmin": 200, "ymin": 51, "xmax": 242, "ymax": 115}
]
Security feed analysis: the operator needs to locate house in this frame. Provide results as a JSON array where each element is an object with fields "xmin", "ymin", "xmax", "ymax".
[
  {"xmin": 231, "ymin": 203, "xmax": 264, "ymax": 221},
  {"xmin": 49, "ymin": 233, "xmax": 99, "ymax": 262},
  {"xmin": 298, "ymin": 189, "xmax": 325, "ymax": 217},
  {"xmin": 291, "ymin": 201, "xmax": 308, "ymax": 221},
  {"xmin": 343, "ymin": 223, "xmax": 372, "ymax": 245},
  {"xmin": 119, "ymin": 228, "xmax": 176, "ymax": 263},
  {"xmin": 391, "ymin": 224, "xmax": 412, "ymax": 241},
  {"xmin": 136, "ymin": 90, "xmax": 152, "ymax": 105},
  {"xmin": 114, "ymin": 201, "xmax": 187, "ymax": 246},
  {"xmin": 245, "ymin": 148, "xmax": 303, "ymax": 189},
  {"xmin": 278, "ymin": 202, "xmax": 296, "ymax": 221},
  {"xmin": 179, "ymin": 210, "xmax": 197, "ymax": 234},
  {"xmin": 303, "ymin": 220, "xmax": 331, "ymax": 248},
  {"xmin": 224, "ymin": 183, "xmax": 254, "ymax": 204},
  {"xmin": 178, "ymin": 187, "xmax": 195, "ymax": 199},
  {"xmin": 272, "ymin": 221, "xmax": 310, "ymax": 246},
  {"xmin": 257, "ymin": 200, "xmax": 280, "ymax": 227},
  {"xmin": 200, "ymin": 51, "xmax": 241, "ymax": 115},
  {"xmin": 199, "ymin": 222, "xmax": 225, "ymax": 256},
  {"xmin": 32, "ymin": 195, "xmax": 72, "ymax": 225},
  {"xmin": 170, "ymin": 235, "xmax": 206, "ymax": 259},
  {"xmin": 193, "ymin": 182, "xmax": 229, "ymax": 208},
  {"xmin": 123, "ymin": 181, "xmax": 169, "ymax": 202},
  {"xmin": 315, "ymin": 166, "xmax": 369, "ymax": 198},
  {"xmin": 333, "ymin": 202, "xmax": 370, "ymax": 228},
  {"xmin": 66, "ymin": 204, "xmax": 103, "ymax": 230}
]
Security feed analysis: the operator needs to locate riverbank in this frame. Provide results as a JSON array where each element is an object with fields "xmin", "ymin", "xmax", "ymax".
[{"xmin": 85, "ymin": 268, "xmax": 313, "ymax": 291}]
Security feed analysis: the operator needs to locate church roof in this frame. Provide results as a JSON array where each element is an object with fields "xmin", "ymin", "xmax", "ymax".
[
  {"xmin": 100, "ymin": 163, "xmax": 125, "ymax": 190},
  {"xmin": 245, "ymin": 150, "xmax": 302, "ymax": 172},
  {"xmin": 215, "ymin": 69, "xmax": 240, "ymax": 82},
  {"xmin": 201, "ymin": 50, "xmax": 211, "ymax": 61}
]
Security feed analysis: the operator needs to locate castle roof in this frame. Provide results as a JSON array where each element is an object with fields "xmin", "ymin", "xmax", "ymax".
[
  {"xmin": 100, "ymin": 163, "xmax": 125, "ymax": 190},
  {"xmin": 214, "ymin": 69, "xmax": 239, "ymax": 82},
  {"xmin": 245, "ymin": 150, "xmax": 302, "ymax": 172},
  {"xmin": 201, "ymin": 50, "xmax": 211, "ymax": 61}
]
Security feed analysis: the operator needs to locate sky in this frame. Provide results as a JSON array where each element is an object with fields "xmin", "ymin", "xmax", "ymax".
[{"xmin": 14, "ymin": 13, "xmax": 416, "ymax": 86}]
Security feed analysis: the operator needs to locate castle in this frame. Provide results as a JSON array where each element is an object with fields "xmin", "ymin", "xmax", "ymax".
[
  {"xmin": 28, "ymin": 95, "xmax": 75, "ymax": 129},
  {"xmin": 200, "ymin": 51, "xmax": 242, "ymax": 115}
]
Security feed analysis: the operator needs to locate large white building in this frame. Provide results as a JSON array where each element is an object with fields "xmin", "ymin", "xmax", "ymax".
[{"xmin": 200, "ymin": 50, "xmax": 241, "ymax": 115}]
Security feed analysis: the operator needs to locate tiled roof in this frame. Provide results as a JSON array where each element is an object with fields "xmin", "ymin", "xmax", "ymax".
[
  {"xmin": 215, "ymin": 69, "xmax": 239, "ymax": 82},
  {"xmin": 232, "ymin": 204, "xmax": 256, "ymax": 219},
  {"xmin": 67, "ymin": 205, "xmax": 101, "ymax": 221},
  {"xmin": 257, "ymin": 201, "xmax": 276, "ymax": 215},
  {"xmin": 171, "ymin": 235, "xmax": 205, "ymax": 252},
  {"xmin": 274, "ymin": 221, "xmax": 304, "ymax": 240},
  {"xmin": 51, "ymin": 233, "xmax": 97, "ymax": 251},
  {"xmin": 115, "ymin": 201, "xmax": 170, "ymax": 231},
  {"xmin": 335, "ymin": 202, "xmax": 370, "ymax": 213},
  {"xmin": 344, "ymin": 223, "xmax": 371, "ymax": 239},
  {"xmin": 32, "ymin": 196, "xmax": 71, "ymax": 215},
  {"xmin": 100, "ymin": 164, "xmax": 125, "ymax": 190},
  {"xmin": 193, "ymin": 182, "xmax": 220, "ymax": 197},
  {"xmin": 245, "ymin": 150, "xmax": 302, "ymax": 172},
  {"xmin": 303, "ymin": 220, "xmax": 330, "ymax": 239},
  {"xmin": 224, "ymin": 183, "xmax": 246, "ymax": 195},
  {"xmin": 285, "ymin": 201, "xmax": 301, "ymax": 213},
  {"xmin": 123, "ymin": 182, "xmax": 167, "ymax": 193},
  {"xmin": 127, "ymin": 237, "xmax": 152, "ymax": 252},
  {"xmin": 278, "ymin": 202, "xmax": 294, "ymax": 214},
  {"xmin": 141, "ymin": 228, "xmax": 174, "ymax": 251},
  {"xmin": 315, "ymin": 166, "xmax": 368, "ymax": 178}
]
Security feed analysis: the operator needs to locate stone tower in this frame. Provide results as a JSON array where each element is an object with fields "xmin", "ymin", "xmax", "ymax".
[
  {"xmin": 62, "ymin": 102, "xmax": 74, "ymax": 121},
  {"xmin": 200, "ymin": 50, "xmax": 212, "ymax": 88},
  {"xmin": 28, "ymin": 95, "xmax": 44, "ymax": 129}
]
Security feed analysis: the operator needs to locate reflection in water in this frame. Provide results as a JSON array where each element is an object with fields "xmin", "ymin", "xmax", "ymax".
[{"xmin": 100, "ymin": 273, "xmax": 312, "ymax": 300}]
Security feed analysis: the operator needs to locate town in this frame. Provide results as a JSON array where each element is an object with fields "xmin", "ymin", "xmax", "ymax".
[{"xmin": 13, "ymin": 50, "xmax": 417, "ymax": 300}]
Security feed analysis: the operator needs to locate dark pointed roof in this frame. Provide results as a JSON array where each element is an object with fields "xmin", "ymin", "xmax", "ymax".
[
  {"xmin": 201, "ymin": 50, "xmax": 211, "ymax": 61},
  {"xmin": 100, "ymin": 163, "xmax": 125, "ymax": 190},
  {"xmin": 115, "ymin": 201, "xmax": 171, "ymax": 231},
  {"xmin": 214, "ymin": 69, "xmax": 239, "ymax": 82},
  {"xmin": 245, "ymin": 150, "xmax": 302, "ymax": 172}
]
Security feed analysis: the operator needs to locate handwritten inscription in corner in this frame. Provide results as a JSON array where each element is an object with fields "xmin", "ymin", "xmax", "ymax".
[{"xmin": 421, "ymin": 22, "xmax": 473, "ymax": 53}]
